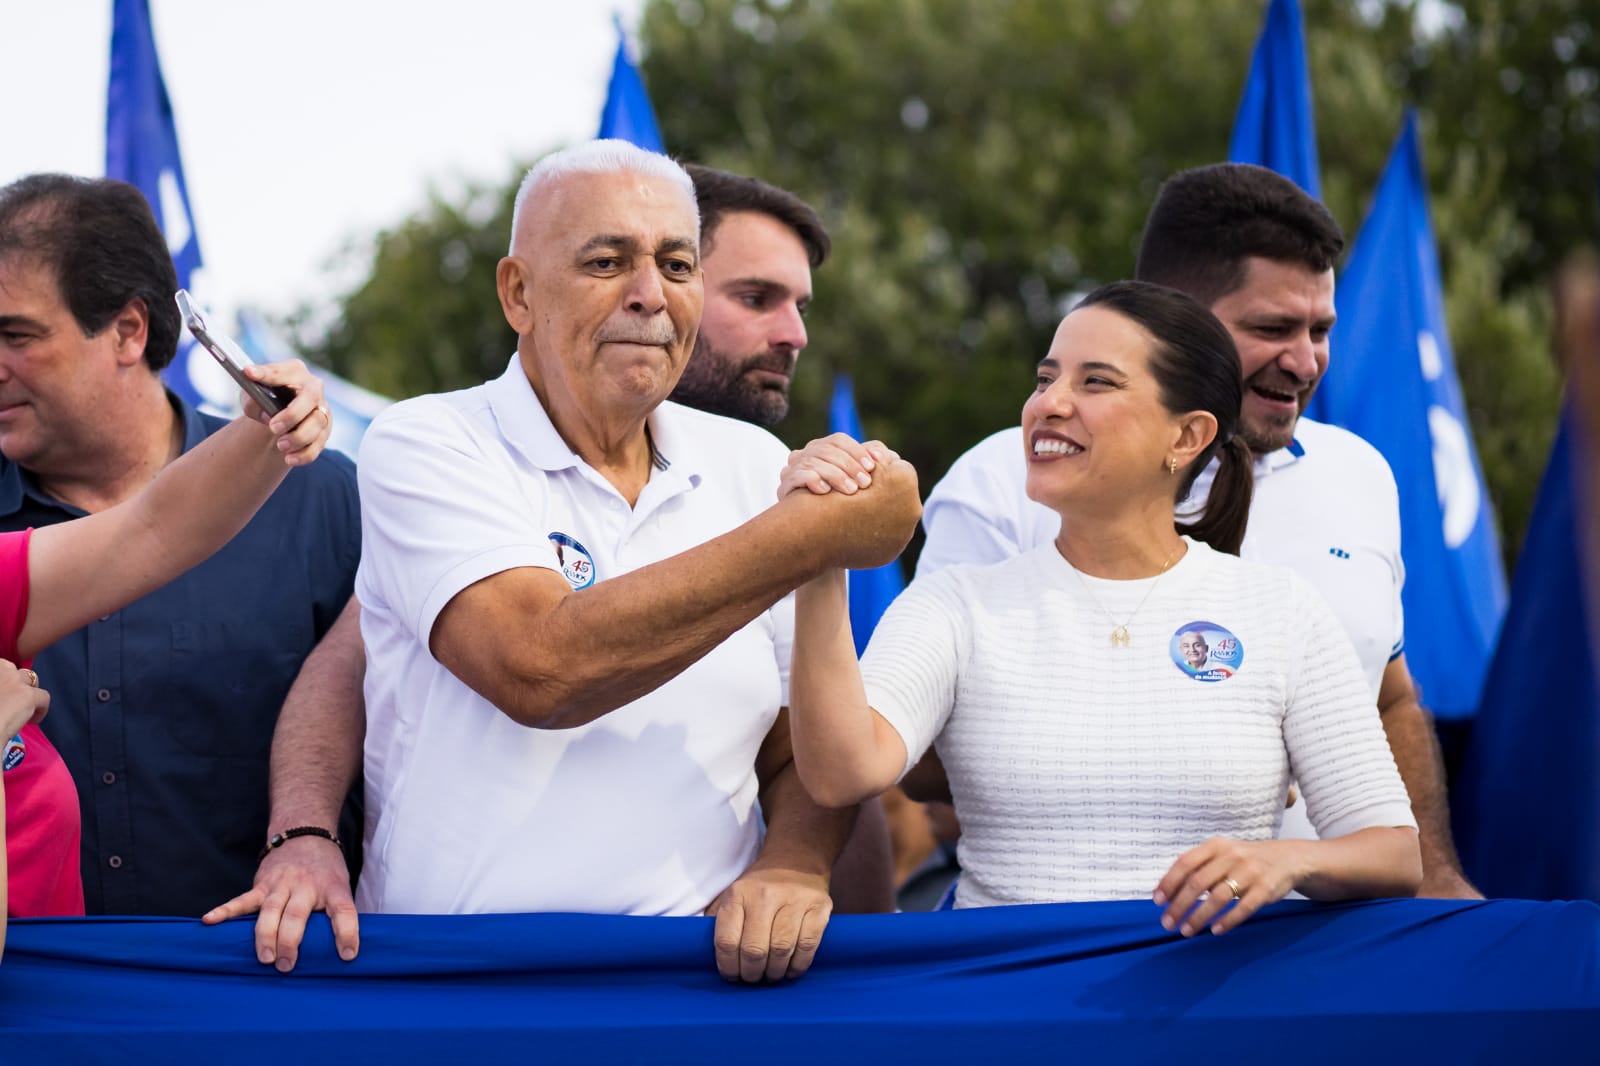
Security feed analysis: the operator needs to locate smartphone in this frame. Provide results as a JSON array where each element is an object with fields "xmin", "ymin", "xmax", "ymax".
[{"xmin": 174, "ymin": 290, "xmax": 296, "ymax": 416}]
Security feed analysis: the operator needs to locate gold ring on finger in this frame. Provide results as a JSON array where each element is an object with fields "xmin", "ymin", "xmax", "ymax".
[
  {"xmin": 1222, "ymin": 877, "xmax": 1243, "ymax": 900},
  {"xmin": 22, "ymin": 667, "xmax": 38, "ymax": 687}
]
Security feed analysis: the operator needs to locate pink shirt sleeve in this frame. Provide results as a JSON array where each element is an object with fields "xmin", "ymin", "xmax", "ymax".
[{"xmin": 0, "ymin": 528, "xmax": 31, "ymax": 662}]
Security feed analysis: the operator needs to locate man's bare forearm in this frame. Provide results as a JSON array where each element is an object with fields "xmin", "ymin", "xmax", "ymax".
[
  {"xmin": 267, "ymin": 598, "xmax": 365, "ymax": 833},
  {"xmin": 1375, "ymin": 655, "xmax": 1476, "ymax": 895},
  {"xmin": 439, "ymin": 468, "xmax": 921, "ymax": 730},
  {"xmin": 757, "ymin": 761, "xmax": 858, "ymax": 879},
  {"xmin": 751, "ymin": 709, "xmax": 858, "ymax": 879},
  {"xmin": 1381, "ymin": 699, "xmax": 1467, "ymax": 881}
]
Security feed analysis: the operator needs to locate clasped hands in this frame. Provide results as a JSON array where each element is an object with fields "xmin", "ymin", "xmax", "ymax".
[{"xmin": 778, "ymin": 433, "xmax": 922, "ymax": 571}]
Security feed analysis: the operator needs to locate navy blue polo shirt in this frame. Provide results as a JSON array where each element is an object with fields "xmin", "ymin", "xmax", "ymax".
[{"xmin": 0, "ymin": 395, "xmax": 360, "ymax": 916}]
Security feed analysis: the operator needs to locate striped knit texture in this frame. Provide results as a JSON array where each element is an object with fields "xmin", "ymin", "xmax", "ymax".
[{"xmin": 862, "ymin": 539, "xmax": 1415, "ymax": 908}]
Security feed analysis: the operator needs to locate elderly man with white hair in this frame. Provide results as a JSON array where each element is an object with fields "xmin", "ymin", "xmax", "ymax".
[{"xmin": 342, "ymin": 141, "xmax": 919, "ymax": 982}]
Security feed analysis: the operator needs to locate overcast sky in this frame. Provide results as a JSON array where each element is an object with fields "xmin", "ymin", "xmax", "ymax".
[{"xmin": 5, "ymin": 1, "xmax": 649, "ymax": 318}]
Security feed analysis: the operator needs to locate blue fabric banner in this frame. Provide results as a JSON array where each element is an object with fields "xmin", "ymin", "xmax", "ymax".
[
  {"xmin": 598, "ymin": 16, "xmax": 665, "ymax": 151},
  {"xmin": 1228, "ymin": 0, "xmax": 1322, "ymax": 199},
  {"xmin": 1457, "ymin": 410, "xmax": 1600, "ymax": 900},
  {"xmin": 830, "ymin": 374, "xmax": 906, "ymax": 653},
  {"xmin": 105, "ymin": 0, "xmax": 213, "ymax": 410},
  {"xmin": 1, "ymin": 900, "xmax": 1595, "ymax": 1063},
  {"xmin": 1309, "ymin": 112, "xmax": 1506, "ymax": 719}
]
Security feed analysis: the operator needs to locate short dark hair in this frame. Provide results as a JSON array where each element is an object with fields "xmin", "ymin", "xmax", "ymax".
[
  {"xmin": 1074, "ymin": 280, "xmax": 1255, "ymax": 555},
  {"xmin": 1134, "ymin": 164, "xmax": 1344, "ymax": 308},
  {"xmin": 685, "ymin": 164, "xmax": 830, "ymax": 268},
  {"xmin": 0, "ymin": 174, "xmax": 181, "ymax": 371}
]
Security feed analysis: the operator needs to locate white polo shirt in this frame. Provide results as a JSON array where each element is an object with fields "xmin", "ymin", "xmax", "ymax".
[
  {"xmin": 354, "ymin": 355, "xmax": 794, "ymax": 916},
  {"xmin": 919, "ymin": 418, "xmax": 1405, "ymax": 695}
]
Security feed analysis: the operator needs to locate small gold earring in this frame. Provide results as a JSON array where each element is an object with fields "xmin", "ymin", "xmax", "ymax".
[{"xmin": 1168, "ymin": 457, "xmax": 1178, "ymax": 475}]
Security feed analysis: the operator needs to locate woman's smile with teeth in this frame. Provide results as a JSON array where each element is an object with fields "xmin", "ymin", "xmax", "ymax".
[{"xmin": 1034, "ymin": 439, "xmax": 1083, "ymax": 456}]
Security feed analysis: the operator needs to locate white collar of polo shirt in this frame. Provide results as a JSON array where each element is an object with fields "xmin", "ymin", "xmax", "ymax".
[
  {"xmin": 1251, "ymin": 434, "xmax": 1307, "ymax": 481},
  {"xmin": 485, "ymin": 353, "xmax": 583, "ymax": 474},
  {"xmin": 485, "ymin": 353, "xmax": 704, "ymax": 517}
]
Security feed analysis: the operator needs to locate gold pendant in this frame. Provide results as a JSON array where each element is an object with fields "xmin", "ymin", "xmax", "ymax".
[{"xmin": 1110, "ymin": 625, "xmax": 1131, "ymax": 647}]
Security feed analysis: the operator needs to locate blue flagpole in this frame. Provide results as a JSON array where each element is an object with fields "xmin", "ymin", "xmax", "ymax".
[
  {"xmin": 830, "ymin": 375, "xmax": 906, "ymax": 655},
  {"xmin": 105, "ymin": 0, "xmax": 210, "ymax": 409},
  {"xmin": 1314, "ymin": 112, "xmax": 1507, "ymax": 719},
  {"xmin": 1228, "ymin": 0, "xmax": 1322, "ymax": 201},
  {"xmin": 598, "ymin": 16, "xmax": 665, "ymax": 151}
]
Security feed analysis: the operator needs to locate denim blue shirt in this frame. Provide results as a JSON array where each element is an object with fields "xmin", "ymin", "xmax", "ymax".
[{"xmin": 0, "ymin": 395, "xmax": 360, "ymax": 916}]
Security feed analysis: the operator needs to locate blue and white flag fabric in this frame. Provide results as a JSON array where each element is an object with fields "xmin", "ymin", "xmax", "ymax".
[
  {"xmin": 105, "ymin": 0, "xmax": 227, "ymax": 411},
  {"xmin": 598, "ymin": 16, "xmax": 665, "ymax": 151},
  {"xmin": 1311, "ymin": 111, "xmax": 1506, "ymax": 719},
  {"xmin": 830, "ymin": 375, "xmax": 905, "ymax": 655},
  {"xmin": 1228, "ymin": 0, "xmax": 1322, "ymax": 200}
]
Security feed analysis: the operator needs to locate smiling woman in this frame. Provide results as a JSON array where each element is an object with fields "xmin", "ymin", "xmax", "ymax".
[
  {"xmin": 781, "ymin": 279, "xmax": 1423, "ymax": 938},
  {"xmin": 1024, "ymin": 282, "xmax": 1256, "ymax": 557}
]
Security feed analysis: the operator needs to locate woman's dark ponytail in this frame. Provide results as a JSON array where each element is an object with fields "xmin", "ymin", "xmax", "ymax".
[{"xmin": 1177, "ymin": 435, "xmax": 1254, "ymax": 556}]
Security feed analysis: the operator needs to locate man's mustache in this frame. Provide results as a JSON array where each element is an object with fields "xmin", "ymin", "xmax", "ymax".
[{"xmin": 597, "ymin": 324, "xmax": 678, "ymax": 346}]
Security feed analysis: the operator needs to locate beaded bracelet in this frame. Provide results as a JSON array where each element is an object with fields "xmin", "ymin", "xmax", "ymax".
[{"xmin": 258, "ymin": 825, "xmax": 343, "ymax": 862}]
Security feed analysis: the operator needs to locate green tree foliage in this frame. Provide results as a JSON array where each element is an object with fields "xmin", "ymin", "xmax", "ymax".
[
  {"xmin": 292, "ymin": 0, "xmax": 1594, "ymax": 568},
  {"xmin": 289, "ymin": 177, "xmax": 520, "ymax": 398}
]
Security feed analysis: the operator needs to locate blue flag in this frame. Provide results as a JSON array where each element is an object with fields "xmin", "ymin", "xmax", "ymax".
[
  {"xmin": 1312, "ymin": 111, "xmax": 1506, "ymax": 719},
  {"xmin": 106, "ymin": 0, "xmax": 215, "ymax": 410},
  {"xmin": 1456, "ymin": 410, "xmax": 1600, "ymax": 900},
  {"xmin": 830, "ymin": 375, "xmax": 906, "ymax": 655},
  {"xmin": 598, "ymin": 17, "xmax": 665, "ymax": 151},
  {"xmin": 1228, "ymin": 0, "xmax": 1322, "ymax": 200}
]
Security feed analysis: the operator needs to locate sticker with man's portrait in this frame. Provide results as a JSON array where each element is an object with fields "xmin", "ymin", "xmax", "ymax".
[{"xmin": 1169, "ymin": 621, "xmax": 1243, "ymax": 682}]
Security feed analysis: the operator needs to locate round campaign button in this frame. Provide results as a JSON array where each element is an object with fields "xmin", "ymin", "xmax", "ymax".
[
  {"xmin": 1170, "ymin": 621, "xmax": 1243, "ymax": 682},
  {"xmin": 548, "ymin": 532, "xmax": 596, "ymax": 590}
]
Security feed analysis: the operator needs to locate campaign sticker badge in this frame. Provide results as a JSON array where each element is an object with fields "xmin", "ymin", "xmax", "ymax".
[
  {"xmin": 3, "ymin": 732, "xmax": 24, "ymax": 772},
  {"xmin": 548, "ymin": 532, "xmax": 596, "ymax": 590},
  {"xmin": 1170, "ymin": 621, "xmax": 1243, "ymax": 682}
]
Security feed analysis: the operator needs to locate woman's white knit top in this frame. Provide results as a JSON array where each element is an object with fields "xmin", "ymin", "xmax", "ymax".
[{"xmin": 861, "ymin": 538, "xmax": 1416, "ymax": 908}]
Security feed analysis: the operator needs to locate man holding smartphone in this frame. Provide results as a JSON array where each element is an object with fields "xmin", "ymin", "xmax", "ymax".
[{"xmin": 0, "ymin": 174, "xmax": 361, "ymax": 918}]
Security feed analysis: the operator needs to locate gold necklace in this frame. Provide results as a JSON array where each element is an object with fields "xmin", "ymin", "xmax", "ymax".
[{"xmin": 1070, "ymin": 544, "xmax": 1181, "ymax": 648}]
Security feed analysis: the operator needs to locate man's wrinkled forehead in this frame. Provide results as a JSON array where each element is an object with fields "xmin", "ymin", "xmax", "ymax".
[{"xmin": 517, "ymin": 170, "xmax": 700, "ymax": 255}]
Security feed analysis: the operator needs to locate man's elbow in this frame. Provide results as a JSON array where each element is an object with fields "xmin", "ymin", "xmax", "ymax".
[
  {"xmin": 435, "ymin": 630, "xmax": 599, "ymax": 730},
  {"xmin": 471, "ymin": 660, "xmax": 598, "ymax": 731}
]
